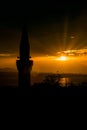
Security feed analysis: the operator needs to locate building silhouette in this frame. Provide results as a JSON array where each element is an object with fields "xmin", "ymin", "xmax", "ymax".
[{"xmin": 16, "ymin": 25, "xmax": 33, "ymax": 88}]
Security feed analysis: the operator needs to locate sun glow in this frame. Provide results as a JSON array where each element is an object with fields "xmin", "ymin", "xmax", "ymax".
[{"xmin": 56, "ymin": 56, "xmax": 67, "ymax": 61}]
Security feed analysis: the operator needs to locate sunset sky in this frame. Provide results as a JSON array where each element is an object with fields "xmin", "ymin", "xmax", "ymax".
[{"xmin": 0, "ymin": 1, "xmax": 87, "ymax": 73}]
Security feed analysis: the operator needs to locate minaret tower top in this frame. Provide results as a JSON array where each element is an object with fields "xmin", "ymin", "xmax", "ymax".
[{"xmin": 19, "ymin": 25, "xmax": 30, "ymax": 60}]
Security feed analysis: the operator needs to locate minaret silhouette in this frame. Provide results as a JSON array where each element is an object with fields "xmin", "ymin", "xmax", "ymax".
[{"xmin": 16, "ymin": 25, "xmax": 33, "ymax": 88}]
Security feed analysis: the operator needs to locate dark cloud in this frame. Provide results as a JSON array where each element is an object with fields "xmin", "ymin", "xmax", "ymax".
[{"xmin": 0, "ymin": 1, "xmax": 87, "ymax": 56}]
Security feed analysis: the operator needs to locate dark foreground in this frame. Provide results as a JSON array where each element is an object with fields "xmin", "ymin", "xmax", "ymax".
[
  {"xmin": 0, "ymin": 85, "xmax": 87, "ymax": 112},
  {"xmin": 0, "ymin": 85, "xmax": 87, "ymax": 97}
]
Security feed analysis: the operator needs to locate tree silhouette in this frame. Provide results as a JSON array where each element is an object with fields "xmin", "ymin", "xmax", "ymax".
[{"xmin": 43, "ymin": 73, "xmax": 61, "ymax": 86}]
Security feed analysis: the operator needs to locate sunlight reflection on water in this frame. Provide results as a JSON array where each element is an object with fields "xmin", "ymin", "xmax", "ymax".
[{"xmin": 59, "ymin": 78, "xmax": 70, "ymax": 87}]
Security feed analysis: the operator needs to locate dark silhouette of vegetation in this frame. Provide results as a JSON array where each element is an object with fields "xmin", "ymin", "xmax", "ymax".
[{"xmin": 42, "ymin": 73, "xmax": 61, "ymax": 86}]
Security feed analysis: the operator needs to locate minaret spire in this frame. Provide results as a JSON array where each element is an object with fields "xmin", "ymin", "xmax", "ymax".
[
  {"xmin": 20, "ymin": 24, "xmax": 30, "ymax": 60},
  {"xmin": 16, "ymin": 24, "xmax": 33, "ymax": 88}
]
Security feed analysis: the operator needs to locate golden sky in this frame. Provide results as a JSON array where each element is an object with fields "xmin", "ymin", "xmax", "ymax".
[{"xmin": 0, "ymin": 52, "xmax": 87, "ymax": 74}]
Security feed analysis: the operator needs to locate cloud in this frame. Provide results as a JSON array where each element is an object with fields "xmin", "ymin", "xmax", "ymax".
[
  {"xmin": 0, "ymin": 53, "xmax": 16, "ymax": 57},
  {"xmin": 56, "ymin": 48, "xmax": 87, "ymax": 56}
]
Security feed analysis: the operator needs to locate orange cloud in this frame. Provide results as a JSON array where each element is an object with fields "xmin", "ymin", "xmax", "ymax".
[{"xmin": 0, "ymin": 53, "xmax": 16, "ymax": 57}]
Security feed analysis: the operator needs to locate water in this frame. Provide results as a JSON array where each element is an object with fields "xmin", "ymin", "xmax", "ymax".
[
  {"xmin": 0, "ymin": 71, "xmax": 87, "ymax": 87},
  {"xmin": 31, "ymin": 73, "xmax": 87, "ymax": 87},
  {"xmin": 59, "ymin": 76, "xmax": 87, "ymax": 87}
]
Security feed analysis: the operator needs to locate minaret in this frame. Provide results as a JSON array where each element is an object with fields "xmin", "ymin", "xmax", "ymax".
[{"xmin": 16, "ymin": 25, "xmax": 33, "ymax": 88}]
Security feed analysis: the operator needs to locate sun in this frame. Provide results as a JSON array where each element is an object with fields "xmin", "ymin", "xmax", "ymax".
[
  {"xmin": 59, "ymin": 56, "xmax": 67, "ymax": 61},
  {"xmin": 56, "ymin": 56, "xmax": 67, "ymax": 61}
]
